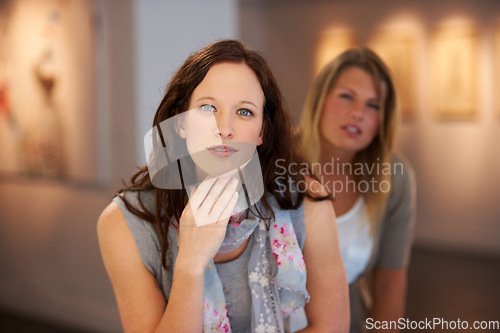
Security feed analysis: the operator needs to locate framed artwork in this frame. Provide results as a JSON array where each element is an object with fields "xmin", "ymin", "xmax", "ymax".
[
  {"xmin": 430, "ymin": 22, "xmax": 479, "ymax": 119},
  {"xmin": 0, "ymin": 0, "xmax": 100, "ymax": 184},
  {"xmin": 314, "ymin": 27, "xmax": 356, "ymax": 76},
  {"xmin": 494, "ymin": 21, "xmax": 500, "ymax": 118},
  {"xmin": 368, "ymin": 29, "xmax": 418, "ymax": 119}
]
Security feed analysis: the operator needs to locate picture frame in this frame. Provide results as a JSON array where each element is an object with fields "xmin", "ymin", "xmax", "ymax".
[
  {"xmin": 314, "ymin": 27, "xmax": 356, "ymax": 76},
  {"xmin": 0, "ymin": 0, "xmax": 101, "ymax": 185},
  {"xmin": 430, "ymin": 22, "xmax": 479, "ymax": 120},
  {"xmin": 494, "ymin": 21, "xmax": 500, "ymax": 118},
  {"xmin": 368, "ymin": 29, "xmax": 418, "ymax": 119}
]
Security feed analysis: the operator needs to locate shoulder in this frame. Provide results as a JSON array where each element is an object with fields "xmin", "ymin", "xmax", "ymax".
[
  {"xmin": 100, "ymin": 192, "xmax": 163, "ymax": 275},
  {"xmin": 97, "ymin": 191, "xmax": 150, "ymax": 245},
  {"xmin": 97, "ymin": 191, "xmax": 160, "ymax": 269},
  {"xmin": 389, "ymin": 154, "xmax": 415, "ymax": 194},
  {"xmin": 385, "ymin": 154, "xmax": 416, "ymax": 208},
  {"xmin": 301, "ymin": 176, "xmax": 337, "ymax": 259},
  {"xmin": 116, "ymin": 189, "xmax": 156, "ymax": 214},
  {"xmin": 97, "ymin": 201, "xmax": 127, "ymax": 240},
  {"xmin": 97, "ymin": 201, "xmax": 146, "ymax": 284},
  {"xmin": 302, "ymin": 175, "xmax": 335, "ymax": 228},
  {"xmin": 97, "ymin": 197, "xmax": 162, "ymax": 287},
  {"xmin": 97, "ymin": 201, "xmax": 135, "ymax": 259}
]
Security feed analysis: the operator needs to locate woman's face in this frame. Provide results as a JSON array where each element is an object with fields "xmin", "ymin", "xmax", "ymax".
[
  {"xmin": 319, "ymin": 66, "xmax": 385, "ymax": 156},
  {"xmin": 179, "ymin": 62, "xmax": 264, "ymax": 177}
]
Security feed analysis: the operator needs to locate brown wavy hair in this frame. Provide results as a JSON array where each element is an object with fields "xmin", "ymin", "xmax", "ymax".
[{"xmin": 118, "ymin": 40, "xmax": 327, "ymax": 268}]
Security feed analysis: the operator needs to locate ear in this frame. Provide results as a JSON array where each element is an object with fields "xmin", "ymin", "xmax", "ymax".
[
  {"xmin": 177, "ymin": 116, "xmax": 186, "ymax": 139},
  {"xmin": 257, "ymin": 119, "xmax": 266, "ymax": 146},
  {"xmin": 257, "ymin": 133, "xmax": 263, "ymax": 146},
  {"xmin": 256, "ymin": 126, "xmax": 264, "ymax": 146}
]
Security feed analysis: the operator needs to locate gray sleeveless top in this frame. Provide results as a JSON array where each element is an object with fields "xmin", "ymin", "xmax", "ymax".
[{"xmin": 114, "ymin": 191, "xmax": 306, "ymax": 333}]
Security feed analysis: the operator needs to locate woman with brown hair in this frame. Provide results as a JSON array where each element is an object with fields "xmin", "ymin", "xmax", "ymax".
[
  {"xmin": 298, "ymin": 48, "xmax": 416, "ymax": 332},
  {"xmin": 97, "ymin": 40, "xmax": 349, "ymax": 332}
]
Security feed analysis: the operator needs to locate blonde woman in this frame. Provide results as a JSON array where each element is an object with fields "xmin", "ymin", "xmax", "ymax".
[{"xmin": 298, "ymin": 48, "xmax": 416, "ymax": 332}]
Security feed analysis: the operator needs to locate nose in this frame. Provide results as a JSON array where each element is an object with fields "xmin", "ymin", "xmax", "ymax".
[
  {"xmin": 214, "ymin": 111, "xmax": 234, "ymax": 141},
  {"xmin": 349, "ymin": 101, "xmax": 364, "ymax": 121}
]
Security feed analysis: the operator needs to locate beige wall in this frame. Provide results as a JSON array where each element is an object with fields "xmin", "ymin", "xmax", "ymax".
[
  {"xmin": 0, "ymin": 0, "xmax": 237, "ymax": 331},
  {"xmin": 0, "ymin": 0, "xmax": 136, "ymax": 331},
  {"xmin": 240, "ymin": 0, "xmax": 500, "ymax": 255}
]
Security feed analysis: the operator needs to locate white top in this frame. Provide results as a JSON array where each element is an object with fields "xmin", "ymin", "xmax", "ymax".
[{"xmin": 336, "ymin": 197, "xmax": 373, "ymax": 284}]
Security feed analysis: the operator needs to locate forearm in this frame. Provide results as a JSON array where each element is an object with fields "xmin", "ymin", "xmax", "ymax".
[
  {"xmin": 370, "ymin": 294, "xmax": 405, "ymax": 323},
  {"xmin": 155, "ymin": 257, "xmax": 205, "ymax": 333},
  {"xmin": 368, "ymin": 269, "xmax": 407, "ymax": 332},
  {"xmin": 298, "ymin": 283, "xmax": 350, "ymax": 333}
]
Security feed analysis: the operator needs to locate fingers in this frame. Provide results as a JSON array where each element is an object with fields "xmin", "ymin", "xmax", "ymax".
[
  {"xmin": 188, "ymin": 177, "xmax": 218, "ymax": 210},
  {"xmin": 188, "ymin": 177, "xmax": 239, "ymax": 227},
  {"xmin": 197, "ymin": 177, "xmax": 233, "ymax": 217},
  {"xmin": 209, "ymin": 179, "xmax": 239, "ymax": 222},
  {"xmin": 218, "ymin": 191, "xmax": 239, "ymax": 224}
]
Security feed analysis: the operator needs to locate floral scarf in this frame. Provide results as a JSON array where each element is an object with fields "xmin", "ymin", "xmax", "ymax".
[{"xmin": 167, "ymin": 206, "xmax": 309, "ymax": 332}]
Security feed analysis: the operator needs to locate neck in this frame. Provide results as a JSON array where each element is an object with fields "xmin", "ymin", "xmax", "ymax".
[{"xmin": 319, "ymin": 138, "xmax": 356, "ymax": 176}]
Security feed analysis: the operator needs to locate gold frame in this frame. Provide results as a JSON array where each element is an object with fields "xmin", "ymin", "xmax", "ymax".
[
  {"xmin": 314, "ymin": 27, "xmax": 356, "ymax": 77},
  {"xmin": 430, "ymin": 22, "xmax": 479, "ymax": 120},
  {"xmin": 494, "ymin": 21, "xmax": 500, "ymax": 118},
  {"xmin": 368, "ymin": 30, "xmax": 418, "ymax": 119}
]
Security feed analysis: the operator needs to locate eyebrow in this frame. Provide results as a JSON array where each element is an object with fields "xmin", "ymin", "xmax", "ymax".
[
  {"xmin": 193, "ymin": 97, "xmax": 259, "ymax": 108},
  {"xmin": 337, "ymin": 86, "xmax": 355, "ymax": 94},
  {"xmin": 239, "ymin": 100, "xmax": 259, "ymax": 108},
  {"xmin": 337, "ymin": 86, "xmax": 379, "ymax": 101},
  {"xmin": 193, "ymin": 96, "xmax": 216, "ymax": 103}
]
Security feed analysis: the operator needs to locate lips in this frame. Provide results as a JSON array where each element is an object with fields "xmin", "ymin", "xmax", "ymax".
[
  {"xmin": 342, "ymin": 124, "xmax": 362, "ymax": 135},
  {"xmin": 207, "ymin": 144, "xmax": 238, "ymax": 158}
]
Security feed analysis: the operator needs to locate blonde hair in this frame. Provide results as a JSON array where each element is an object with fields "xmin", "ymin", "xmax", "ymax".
[{"xmin": 298, "ymin": 48, "xmax": 399, "ymax": 229}]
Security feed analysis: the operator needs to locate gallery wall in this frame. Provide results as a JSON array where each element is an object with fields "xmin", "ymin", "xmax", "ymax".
[
  {"xmin": 240, "ymin": 0, "xmax": 500, "ymax": 255},
  {"xmin": 0, "ymin": 0, "xmax": 237, "ymax": 332},
  {"xmin": 0, "ymin": 0, "xmax": 136, "ymax": 331}
]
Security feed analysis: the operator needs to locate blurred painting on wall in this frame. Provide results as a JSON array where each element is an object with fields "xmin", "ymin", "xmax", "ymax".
[
  {"xmin": 314, "ymin": 27, "xmax": 357, "ymax": 77},
  {"xmin": 0, "ymin": 0, "xmax": 97, "ymax": 182},
  {"xmin": 369, "ymin": 29, "xmax": 418, "ymax": 120},
  {"xmin": 494, "ymin": 21, "xmax": 500, "ymax": 119},
  {"xmin": 430, "ymin": 20, "xmax": 479, "ymax": 120}
]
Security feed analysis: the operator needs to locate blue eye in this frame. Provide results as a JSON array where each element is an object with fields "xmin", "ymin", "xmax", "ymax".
[
  {"xmin": 340, "ymin": 93, "xmax": 352, "ymax": 100},
  {"xmin": 199, "ymin": 104, "xmax": 215, "ymax": 112},
  {"xmin": 237, "ymin": 109, "xmax": 253, "ymax": 117},
  {"xmin": 368, "ymin": 103, "xmax": 380, "ymax": 111}
]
